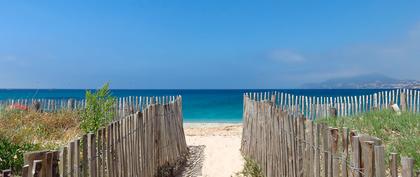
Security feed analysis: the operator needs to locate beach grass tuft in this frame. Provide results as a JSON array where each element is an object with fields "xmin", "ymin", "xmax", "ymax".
[
  {"xmin": 0, "ymin": 108, "xmax": 82, "ymax": 172},
  {"xmin": 0, "ymin": 109, "xmax": 81, "ymax": 148},
  {"xmin": 236, "ymin": 157, "xmax": 264, "ymax": 177},
  {"xmin": 317, "ymin": 109, "xmax": 420, "ymax": 169}
]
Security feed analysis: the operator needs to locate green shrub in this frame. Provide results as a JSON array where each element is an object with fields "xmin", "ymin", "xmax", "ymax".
[
  {"xmin": 0, "ymin": 108, "xmax": 80, "ymax": 173},
  {"xmin": 80, "ymin": 83, "xmax": 116, "ymax": 133},
  {"xmin": 317, "ymin": 110, "xmax": 420, "ymax": 169},
  {"xmin": 0, "ymin": 138, "xmax": 38, "ymax": 173},
  {"xmin": 0, "ymin": 109, "xmax": 81, "ymax": 148},
  {"xmin": 236, "ymin": 157, "xmax": 264, "ymax": 177}
]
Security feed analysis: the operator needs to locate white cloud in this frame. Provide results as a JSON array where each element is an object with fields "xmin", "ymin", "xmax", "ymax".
[{"xmin": 268, "ymin": 49, "xmax": 305, "ymax": 63}]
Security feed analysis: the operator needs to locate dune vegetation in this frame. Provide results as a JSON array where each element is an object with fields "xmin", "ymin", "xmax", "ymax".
[
  {"xmin": 0, "ymin": 83, "xmax": 114, "ymax": 173},
  {"xmin": 0, "ymin": 109, "xmax": 82, "ymax": 172},
  {"xmin": 317, "ymin": 110, "xmax": 420, "ymax": 169},
  {"xmin": 236, "ymin": 157, "xmax": 264, "ymax": 177}
]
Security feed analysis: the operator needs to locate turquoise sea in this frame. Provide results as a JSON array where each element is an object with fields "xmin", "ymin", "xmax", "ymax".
[{"xmin": 0, "ymin": 89, "xmax": 391, "ymax": 122}]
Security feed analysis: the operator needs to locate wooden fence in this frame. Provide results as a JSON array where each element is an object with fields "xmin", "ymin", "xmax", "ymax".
[
  {"xmin": 1, "ymin": 96, "xmax": 188, "ymax": 177},
  {"xmin": 246, "ymin": 89, "xmax": 419, "ymax": 119},
  {"xmin": 0, "ymin": 96, "xmax": 164, "ymax": 118},
  {"xmin": 241, "ymin": 93, "xmax": 418, "ymax": 177}
]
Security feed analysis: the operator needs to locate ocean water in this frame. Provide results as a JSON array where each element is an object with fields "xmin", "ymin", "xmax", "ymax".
[{"xmin": 0, "ymin": 89, "xmax": 391, "ymax": 122}]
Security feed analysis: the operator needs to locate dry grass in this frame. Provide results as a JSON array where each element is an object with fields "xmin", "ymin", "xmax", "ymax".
[
  {"xmin": 317, "ymin": 110, "xmax": 420, "ymax": 169},
  {"xmin": 0, "ymin": 107, "xmax": 82, "ymax": 172},
  {"xmin": 0, "ymin": 108, "xmax": 82, "ymax": 150}
]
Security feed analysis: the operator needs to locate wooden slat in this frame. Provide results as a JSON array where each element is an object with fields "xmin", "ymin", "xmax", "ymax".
[
  {"xmin": 390, "ymin": 153, "xmax": 398, "ymax": 177},
  {"xmin": 374, "ymin": 145, "xmax": 385, "ymax": 177},
  {"xmin": 362, "ymin": 141, "xmax": 375, "ymax": 177},
  {"xmin": 402, "ymin": 157, "xmax": 414, "ymax": 177},
  {"xmin": 82, "ymin": 135, "xmax": 88, "ymax": 177},
  {"xmin": 1, "ymin": 170, "xmax": 11, "ymax": 177},
  {"xmin": 352, "ymin": 136, "xmax": 361, "ymax": 177},
  {"xmin": 88, "ymin": 133, "xmax": 97, "ymax": 177},
  {"xmin": 32, "ymin": 160, "xmax": 43, "ymax": 177},
  {"xmin": 330, "ymin": 128, "xmax": 339, "ymax": 177},
  {"xmin": 68, "ymin": 142, "xmax": 75, "ymax": 177},
  {"xmin": 22, "ymin": 165, "xmax": 30, "ymax": 177}
]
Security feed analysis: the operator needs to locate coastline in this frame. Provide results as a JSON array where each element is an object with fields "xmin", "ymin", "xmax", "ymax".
[
  {"xmin": 184, "ymin": 122, "xmax": 242, "ymax": 128},
  {"xmin": 183, "ymin": 119, "xmax": 242, "ymax": 124}
]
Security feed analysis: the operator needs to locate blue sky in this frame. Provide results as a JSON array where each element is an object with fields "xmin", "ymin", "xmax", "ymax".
[{"xmin": 0, "ymin": 1, "xmax": 419, "ymax": 89}]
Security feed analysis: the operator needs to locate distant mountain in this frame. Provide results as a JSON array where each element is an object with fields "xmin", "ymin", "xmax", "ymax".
[{"xmin": 302, "ymin": 74, "xmax": 420, "ymax": 89}]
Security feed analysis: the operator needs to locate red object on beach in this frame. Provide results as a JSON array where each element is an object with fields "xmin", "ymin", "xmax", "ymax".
[{"xmin": 9, "ymin": 103, "xmax": 28, "ymax": 111}]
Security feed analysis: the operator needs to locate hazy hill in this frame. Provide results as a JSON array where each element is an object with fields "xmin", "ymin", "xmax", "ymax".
[{"xmin": 302, "ymin": 74, "xmax": 420, "ymax": 89}]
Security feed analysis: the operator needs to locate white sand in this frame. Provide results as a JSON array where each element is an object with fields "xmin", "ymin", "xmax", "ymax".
[{"xmin": 183, "ymin": 123, "xmax": 244, "ymax": 177}]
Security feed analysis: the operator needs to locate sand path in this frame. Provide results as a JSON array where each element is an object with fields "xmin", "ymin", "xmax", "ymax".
[{"xmin": 179, "ymin": 123, "xmax": 244, "ymax": 177}]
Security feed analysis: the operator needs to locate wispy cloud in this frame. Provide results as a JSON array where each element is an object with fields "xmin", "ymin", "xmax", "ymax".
[
  {"xmin": 301, "ymin": 68, "xmax": 367, "ymax": 82},
  {"xmin": 0, "ymin": 55, "xmax": 18, "ymax": 62},
  {"xmin": 0, "ymin": 54, "xmax": 30, "ymax": 68},
  {"xmin": 253, "ymin": 22, "xmax": 420, "ymax": 88},
  {"xmin": 267, "ymin": 49, "xmax": 305, "ymax": 63},
  {"xmin": 408, "ymin": 22, "xmax": 420, "ymax": 39}
]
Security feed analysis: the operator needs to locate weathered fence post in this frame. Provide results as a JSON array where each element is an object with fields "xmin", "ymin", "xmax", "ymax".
[
  {"xmin": 390, "ymin": 153, "xmax": 398, "ymax": 177},
  {"xmin": 32, "ymin": 101, "xmax": 41, "ymax": 112},
  {"xmin": 44, "ymin": 152, "xmax": 53, "ymax": 177},
  {"xmin": 330, "ymin": 128, "xmax": 339, "ymax": 177},
  {"xmin": 32, "ymin": 160, "xmax": 43, "ymax": 177},
  {"xmin": 82, "ymin": 135, "xmax": 88, "ymax": 177},
  {"xmin": 361, "ymin": 141, "xmax": 375, "ymax": 177},
  {"xmin": 52, "ymin": 151, "xmax": 60, "ymax": 177},
  {"xmin": 60, "ymin": 147, "xmax": 68, "ymax": 177},
  {"xmin": 67, "ymin": 99, "xmax": 74, "ymax": 111},
  {"xmin": 322, "ymin": 124, "xmax": 329, "ymax": 177},
  {"xmin": 68, "ymin": 141, "xmax": 75, "ymax": 177},
  {"xmin": 74, "ymin": 140, "xmax": 80, "ymax": 177},
  {"xmin": 329, "ymin": 108, "xmax": 337, "ymax": 118},
  {"xmin": 22, "ymin": 165, "xmax": 30, "ymax": 177},
  {"xmin": 1, "ymin": 169, "xmax": 12, "ymax": 177},
  {"xmin": 88, "ymin": 133, "xmax": 97, "ymax": 177},
  {"xmin": 23, "ymin": 150, "xmax": 60, "ymax": 177},
  {"xmin": 271, "ymin": 94, "xmax": 277, "ymax": 105},
  {"xmin": 374, "ymin": 145, "xmax": 385, "ymax": 177},
  {"xmin": 373, "ymin": 93, "xmax": 378, "ymax": 110},
  {"xmin": 314, "ymin": 124, "xmax": 321, "ymax": 177},
  {"xmin": 24, "ymin": 151, "xmax": 49, "ymax": 177},
  {"xmin": 352, "ymin": 136, "xmax": 361, "ymax": 177},
  {"xmin": 401, "ymin": 157, "xmax": 414, "ymax": 177},
  {"xmin": 341, "ymin": 128, "xmax": 349, "ymax": 177},
  {"xmin": 401, "ymin": 92, "xmax": 407, "ymax": 112}
]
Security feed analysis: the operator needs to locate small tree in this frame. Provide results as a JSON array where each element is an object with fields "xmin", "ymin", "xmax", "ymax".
[{"xmin": 81, "ymin": 83, "xmax": 116, "ymax": 133}]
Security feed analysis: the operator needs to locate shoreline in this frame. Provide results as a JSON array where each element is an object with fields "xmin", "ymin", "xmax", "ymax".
[
  {"xmin": 183, "ymin": 119, "xmax": 242, "ymax": 124},
  {"xmin": 184, "ymin": 122, "xmax": 242, "ymax": 136},
  {"xmin": 184, "ymin": 122, "xmax": 242, "ymax": 127}
]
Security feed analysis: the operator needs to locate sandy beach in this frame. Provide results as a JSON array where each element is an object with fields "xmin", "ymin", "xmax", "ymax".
[{"xmin": 179, "ymin": 123, "xmax": 244, "ymax": 177}]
